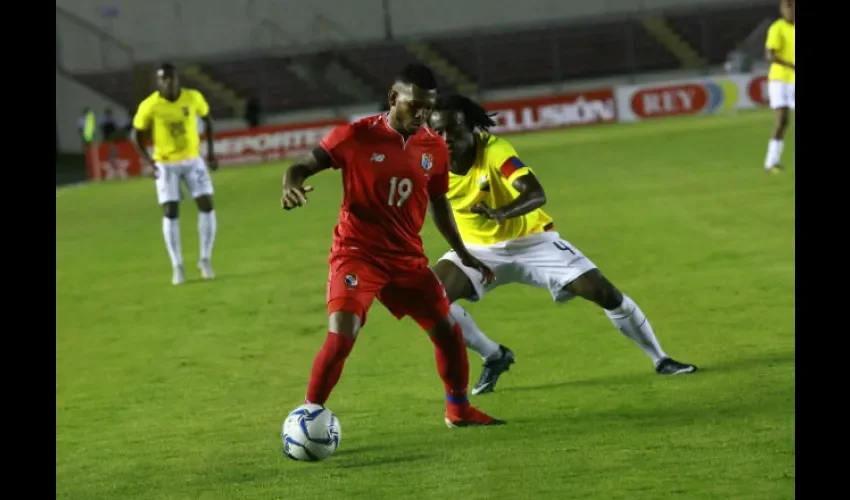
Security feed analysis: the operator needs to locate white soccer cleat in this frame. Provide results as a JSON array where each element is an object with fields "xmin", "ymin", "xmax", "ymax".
[
  {"xmin": 198, "ymin": 259, "xmax": 215, "ymax": 280},
  {"xmin": 172, "ymin": 265, "xmax": 186, "ymax": 286}
]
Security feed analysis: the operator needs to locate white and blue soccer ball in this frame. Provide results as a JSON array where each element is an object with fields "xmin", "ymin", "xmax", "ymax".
[{"xmin": 281, "ymin": 403, "xmax": 341, "ymax": 461}]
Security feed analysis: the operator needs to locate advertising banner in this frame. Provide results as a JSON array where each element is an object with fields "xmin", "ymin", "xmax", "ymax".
[
  {"xmin": 87, "ymin": 119, "xmax": 345, "ymax": 180},
  {"xmin": 615, "ymin": 73, "xmax": 769, "ymax": 122},
  {"xmin": 482, "ymin": 88, "xmax": 618, "ymax": 134}
]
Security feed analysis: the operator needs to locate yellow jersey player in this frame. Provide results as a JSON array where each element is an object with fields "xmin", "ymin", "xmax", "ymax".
[
  {"xmin": 427, "ymin": 94, "xmax": 697, "ymax": 395},
  {"xmin": 130, "ymin": 63, "xmax": 220, "ymax": 285},
  {"xmin": 764, "ymin": 0, "xmax": 795, "ymax": 174}
]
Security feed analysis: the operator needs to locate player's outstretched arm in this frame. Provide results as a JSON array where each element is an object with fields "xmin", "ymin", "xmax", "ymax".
[
  {"xmin": 472, "ymin": 173, "xmax": 547, "ymax": 223},
  {"xmin": 281, "ymin": 147, "xmax": 333, "ymax": 210},
  {"xmin": 430, "ymin": 194, "xmax": 495, "ymax": 283}
]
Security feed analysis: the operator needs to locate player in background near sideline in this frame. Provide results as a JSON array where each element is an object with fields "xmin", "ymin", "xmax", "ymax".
[
  {"xmin": 763, "ymin": 0, "xmax": 795, "ymax": 174},
  {"xmin": 281, "ymin": 64, "xmax": 504, "ymax": 427},
  {"xmin": 427, "ymin": 94, "xmax": 698, "ymax": 396},
  {"xmin": 131, "ymin": 63, "xmax": 220, "ymax": 285}
]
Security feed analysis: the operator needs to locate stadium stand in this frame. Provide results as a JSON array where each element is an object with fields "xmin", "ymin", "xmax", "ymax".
[{"xmin": 66, "ymin": 3, "xmax": 777, "ymax": 118}]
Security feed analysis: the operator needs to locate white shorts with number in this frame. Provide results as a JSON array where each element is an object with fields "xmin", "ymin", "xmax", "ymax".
[
  {"xmin": 768, "ymin": 81, "xmax": 795, "ymax": 110},
  {"xmin": 155, "ymin": 156, "xmax": 214, "ymax": 205},
  {"xmin": 439, "ymin": 231, "xmax": 598, "ymax": 303}
]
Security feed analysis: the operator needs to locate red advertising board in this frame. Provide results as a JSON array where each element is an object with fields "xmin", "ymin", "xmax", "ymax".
[
  {"xmin": 630, "ymin": 83, "xmax": 709, "ymax": 118},
  {"xmin": 485, "ymin": 89, "xmax": 617, "ymax": 134},
  {"xmin": 87, "ymin": 118, "xmax": 345, "ymax": 180},
  {"xmin": 747, "ymin": 75, "xmax": 769, "ymax": 106},
  {"xmin": 86, "ymin": 88, "xmax": 617, "ymax": 181}
]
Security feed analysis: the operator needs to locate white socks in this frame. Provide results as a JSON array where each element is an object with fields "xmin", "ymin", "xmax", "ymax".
[
  {"xmin": 450, "ymin": 303, "xmax": 501, "ymax": 361},
  {"xmin": 163, "ymin": 211, "xmax": 216, "ymax": 270},
  {"xmin": 198, "ymin": 210, "xmax": 217, "ymax": 261},
  {"xmin": 450, "ymin": 295, "xmax": 668, "ymax": 367},
  {"xmin": 605, "ymin": 295, "xmax": 667, "ymax": 365},
  {"xmin": 162, "ymin": 217, "xmax": 183, "ymax": 268},
  {"xmin": 764, "ymin": 138, "xmax": 784, "ymax": 169}
]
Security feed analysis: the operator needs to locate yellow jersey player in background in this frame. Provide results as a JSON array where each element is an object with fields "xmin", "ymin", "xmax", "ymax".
[
  {"xmin": 764, "ymin": 0, "xmax": 795, "ymax": 174},
  {"xmin": 130, "ymin": 63, "xmax": 220, "ymax": 285},
  {"xmin": 427, "ymin": 94, "xmax": 697, "ymax": 395}
]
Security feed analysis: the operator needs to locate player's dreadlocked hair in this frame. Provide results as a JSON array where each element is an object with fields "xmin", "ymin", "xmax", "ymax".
[{"xmin": 434, "ymin": 93, "xmax": 498, "ymax": 134}]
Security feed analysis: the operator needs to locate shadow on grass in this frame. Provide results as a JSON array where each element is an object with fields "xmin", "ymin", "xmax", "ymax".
[
  {"xmin": 331, "ymin": 452, "xmax": 430, "ymax": 469},
  {"xmin": 496, "ymin": 350, "xmax": 794, "ymax": 394}
]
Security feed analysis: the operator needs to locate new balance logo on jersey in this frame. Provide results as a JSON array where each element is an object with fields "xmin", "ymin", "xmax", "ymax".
[{"xmin": 370, "ymin": 153, "xmax": 386, "ymax": 163}]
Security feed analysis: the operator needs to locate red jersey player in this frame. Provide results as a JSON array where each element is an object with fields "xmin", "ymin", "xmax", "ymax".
[{"xmin": 281, "ymin": 64, "xmax": 504, "ymax": 427}]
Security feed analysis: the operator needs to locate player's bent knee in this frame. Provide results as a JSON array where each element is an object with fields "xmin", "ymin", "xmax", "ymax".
[
  {"xmin": 433, "ymin": 259, "xmax": 475, "ymax": 303},
  {"xmin": 327, "ymin": 300, "xmax": 364, "ymax": 337},
  {"xmin": 162, "ymin": 202, "xmax": 179, "ymax": 219},
  {"xmin": 195, "ymin": 195, "xmax": 214, "ymax": 212},
  {"xmin": 422, "ymin": 313, "xmax": 455, "ymax": 338},
  {"xmin": 567, "ymin": 269, "xmax": 622, "ymax": 310},
  {"xmin": 593, "ymin": 277, "xmax": 624, "ymax": 310}
]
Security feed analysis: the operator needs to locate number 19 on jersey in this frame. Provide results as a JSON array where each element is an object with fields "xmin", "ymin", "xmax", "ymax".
[{"xmin": 388, "ymin": 177, "xmax": 412, "ymax": 207}]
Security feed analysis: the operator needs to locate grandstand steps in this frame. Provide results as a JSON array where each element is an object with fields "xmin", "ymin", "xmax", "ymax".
[
  {"xmin": 405, "ymin": 42, "xmax": 478, "ymax": 94},
  {"xmin": 180, "ymin": 65, "xmax": 246, "ymax": 118},
  {"xmin": 641, "ymin": 17, "xmax": 708, "ymax": 70},
  {"xmin": 289, "ymin": 57, "xmax": 376, "ymax": 103},
  {"xmin": 325, "ymin": 59, "xmax": 378, "ymax": 102},
  {"xmin": 132, "ymin": 63, "xmax": 155, "ymax": 105}
]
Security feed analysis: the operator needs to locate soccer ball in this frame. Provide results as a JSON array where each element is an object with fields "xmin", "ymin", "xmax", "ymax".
[{"xmin": 281, "ymin": 403, "xmax": 341, "ymax": 461}]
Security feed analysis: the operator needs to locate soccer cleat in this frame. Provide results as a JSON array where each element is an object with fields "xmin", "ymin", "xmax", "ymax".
[
  {"xmin": 655, "ymin": 357, "xmax": 697, "ymax": 375},
  {"xmin": 445, "ymin": 406, "xmax": 506, "ymax": 428},
  {"xmin": 198, "ymin": 259, "xmax": 215, "ymax": 280},
  {"xmin": 765, "ymin": 165, "xmax": 783, "ymax": 175},
  {"xmin": 471, "ymin": 345, "xmax": 515, "ymax": 396},
  {"xmin": 172, "ymin": 265, "xmax": 186, "ymax": 286}
]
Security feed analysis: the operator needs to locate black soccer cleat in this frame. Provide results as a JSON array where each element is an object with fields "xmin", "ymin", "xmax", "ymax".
[
  {"xmin": 471, "ymin": 345, "xmax": 515, "ymax": 395},
  {"xmin": 655, "ymin": 357, "xmax": 698, "ymax": 375}
]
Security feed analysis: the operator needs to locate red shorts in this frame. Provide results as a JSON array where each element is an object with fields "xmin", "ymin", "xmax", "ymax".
[{"xmin": 326, "ymin": 252, "xmax": 451, "ymax": 330}]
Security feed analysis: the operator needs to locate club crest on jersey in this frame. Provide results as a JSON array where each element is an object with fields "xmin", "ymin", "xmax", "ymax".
[
  {"xmin": 181, "ymin": 106, "xmax": 190, "ymax": 117},
  {"xmin": 343, "ymin": 273, "xmax": 358, "ymax": 288},
  {"xmin": 421, "ymin": 153, "xmax": 433, "ymax": 171}
]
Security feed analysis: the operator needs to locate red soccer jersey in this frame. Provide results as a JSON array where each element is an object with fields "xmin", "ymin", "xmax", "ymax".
[{"xmin": 319, "ymin": 114, "xmax": 450, "ymax": 260}]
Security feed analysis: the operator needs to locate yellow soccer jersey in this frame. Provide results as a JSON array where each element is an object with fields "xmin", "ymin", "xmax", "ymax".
[
  {"xmin": 132, "ymin": 88, "xmax": 210, "ymax": 162},
  {"xmin": 766, "ymin": 18, "xmax": 795, "ymax": 83},
  {"xmin": 447, "ymin": 134, "xmax": 553, "ymax": 246}
]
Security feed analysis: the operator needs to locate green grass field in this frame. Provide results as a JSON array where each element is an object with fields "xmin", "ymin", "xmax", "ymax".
[{"xmin": 56, "ymin": 110, "xmax": 795, "ymax": 500}]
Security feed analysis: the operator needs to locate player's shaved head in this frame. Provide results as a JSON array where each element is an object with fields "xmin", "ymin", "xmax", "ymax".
[
  {"xmin": 157, "ymin": 62, "xmax": 177, "ymax": 77},
  {"xmin": 780, "ymin": 0, "xmax": 794, "ymax": 20},
  {"xmin": 394, "ymin": 63, "xmax": 438, "ymax": 91},
  {"xmin": 387, "ymin": 64, "xmax": 438, "ymax": 136},
  {"xmin": 156, "ymin": 62, "xmax": 180, "ymax": 100}
]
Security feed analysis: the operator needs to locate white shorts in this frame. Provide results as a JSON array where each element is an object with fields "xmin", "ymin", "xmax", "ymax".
[
  {"xmin": 155, "ymin": 156, "xmax": 214, "ymax": 205},
  {"xmin": 768, "ymin": 81, "xmax": 795, "ymax": 110},
  {"xmin": 439, "ymin": 231, "xmax": 598, "ymax": 303}
]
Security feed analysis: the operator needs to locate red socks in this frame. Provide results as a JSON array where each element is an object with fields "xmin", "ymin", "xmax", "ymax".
[
  {"xmin": 429, "ymin": 322, "xmax": 470, "ymax": 414},
  {"xmin": 305, "ymin": 326, "xmax": 469, "ymax": 415},
  {"xmin": 305, "ymin": 332, "xmax": 356, "ymax": 405}
]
